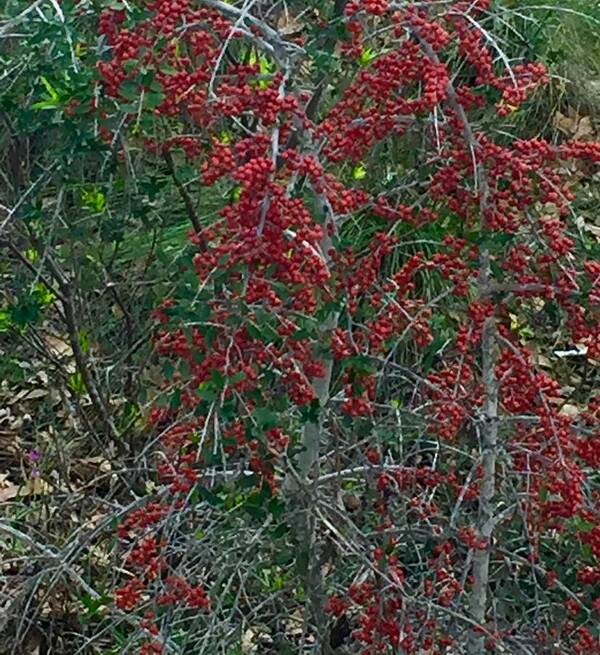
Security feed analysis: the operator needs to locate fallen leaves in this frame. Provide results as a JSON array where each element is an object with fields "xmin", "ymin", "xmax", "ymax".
[
  {"xmin": 553, "ymin": 109, "xmax": 596, "ymax": 141},
  {"xmin": 71, "ymin": 456, "xmax": 112, "ymax": 484},
  {"xmin": 0, "ymin": 476, "xmax": 52, "ymax": 502},
  {"xmin": 241, "ymin": 626, "xmax": 273, "ymax": 654},
  {"xmin": 42, "ymin": 334, "xmax": 73, "ymax": 360}
]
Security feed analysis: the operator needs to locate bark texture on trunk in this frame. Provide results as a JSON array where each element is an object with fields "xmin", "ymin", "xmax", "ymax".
[{"xmin": 468, "ymin": 250, "xmax": 499, "ymax": 654}]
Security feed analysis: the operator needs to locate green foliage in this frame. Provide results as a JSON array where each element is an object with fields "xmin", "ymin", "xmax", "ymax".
[{"xmin": 0, "ymin": 0, "xmax": 599, "ymax": 652}]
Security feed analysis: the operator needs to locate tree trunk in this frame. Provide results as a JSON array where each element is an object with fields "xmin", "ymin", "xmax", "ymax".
[{"xmin": 468, "ymin": 251, "xmax": 499, "ymax": 654}]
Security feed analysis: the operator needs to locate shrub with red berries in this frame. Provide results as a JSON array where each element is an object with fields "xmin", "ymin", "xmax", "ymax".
[{"xmin": 90, "ymin": 0, "xmax": 600, "ymax": 652}]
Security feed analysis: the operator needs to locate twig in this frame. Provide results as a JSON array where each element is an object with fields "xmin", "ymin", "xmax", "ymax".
[
  {"xmin": 42, "ymin": 252, "xmax": 123, "ymax": 445},
  {"xmin": 162, "ymin": 148, "xmax": 205, "ymax": 239}
]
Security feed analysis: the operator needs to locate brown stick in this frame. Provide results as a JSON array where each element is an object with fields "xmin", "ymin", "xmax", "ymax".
[
  {"xmin": 42, "ymin": 253, "xmax": 122, "ymax": 445},
  {"xmin": 162, "ymin": 148, "xmax": 206, "ymax": 244}
]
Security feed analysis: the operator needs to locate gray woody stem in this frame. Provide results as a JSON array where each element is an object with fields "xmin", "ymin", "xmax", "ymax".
[
  {"xmin": 298, "ymin": 235, "xmax": 337, "ymax": 479},
  {"xmin": 468, "ymin": 306, "xmax": 499, "ymax": 654},
  {"xmin": 296, "ymin": 229, "xmax": 338, "ymax": 655},
  {"xmin": 415, "ymin": 33, "xmax": 500, "ymax": 652}
]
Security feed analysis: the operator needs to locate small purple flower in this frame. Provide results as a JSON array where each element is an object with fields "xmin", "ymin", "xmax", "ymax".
[{"xmin": 28, "ymin": 449, "xmax": 41, "ymax": 463}]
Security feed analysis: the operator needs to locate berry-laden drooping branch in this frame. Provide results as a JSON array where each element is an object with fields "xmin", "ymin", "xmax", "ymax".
[{"xmin": 96, "ymin": 0, "xmax": 600, "ymax": 652}]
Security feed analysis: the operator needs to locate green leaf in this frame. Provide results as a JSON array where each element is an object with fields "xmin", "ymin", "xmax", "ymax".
[
  {"xmin": 271, "ymin": 522, "xmax": 290, "ymax": 539},
  {"xmin": 80, "ymin": 592, "xmax": 109, "ymax": 616},
  {"xmin": 359, "ymin": 47, "xmax": 376, "ymax": 66},
  {"xmin": 11, "ymin": 300, "xmax": 39, "ymax": 327},
  {"xmin": 196, "ymin": 485, "xmax": 222, "ymax": 506},
  {"xmin": 299, "ymin": 399, "xmax": 320, "ymax": 424},
  {"xmin": 40, "ymin": 75, "xmax": 60, "ymax": 101},
  {"xmin": 572, "ymin": 515, "xmax": 595, "ymax": 533},
  {"xmin": 238, "ymin": 473, "xmax": 258, "ymax": 489},
  {"xmin": 33, "ymin": 282, "xmax": 55, "ymax": 307},
  {"xmin": 159, "ymin": 62, "xmax": 179, "ymax": 75},
  {"xmin": 243, "ymin": 487, "xmax": 270, "ymax": 519},
  {"xmin": 162, "ymin": 361, "xmax": 175, "ymax": 380},
  {"xmin": 352, "ymin": 162, "xmax": 367, "ymax": 179},
  {"xmin": 82, "ymin": 188, "xmax": 107, "ymax": 212},
  {"xmin": 169, "ymin": 388, "xmax": 181, "ymax": 409},
  {"xmin": 252, "ymin": 407, "xmax": 277, "ymax": 430},
  {"xmin": 342, "ymin": 355, "xmax": 375, "ymax": 374},
  {"xmin": 0, "ymin": 309, "xmax": 13, "ymax": 332},
  {"xmin": 268, "ymin": 496, "xmax": 285, "ymax": 518},
  {"xmin": 118, "ymin": 80, "xmax": 141, "ymax": 101},
  {"xmin": 32, "ymin": 99, "xmax": 60, "ymax": 110},
  {"xmin": 198, "ymin": 383, "xmax": 218, "ymax": 402},
  {"xmin": 144, "ymin": 90, "xmax": 165, "ymax": 109},
  {"xmin": 228, "ymin": 371, "xmax": 246, "ymax": 385},
  {"xmin": 210, "ymin": 368, "xmax": 225, "ymax": 389},
  {"xmin": 68, "ymin": 371, "xmax": 87, "ymax": 395}
]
